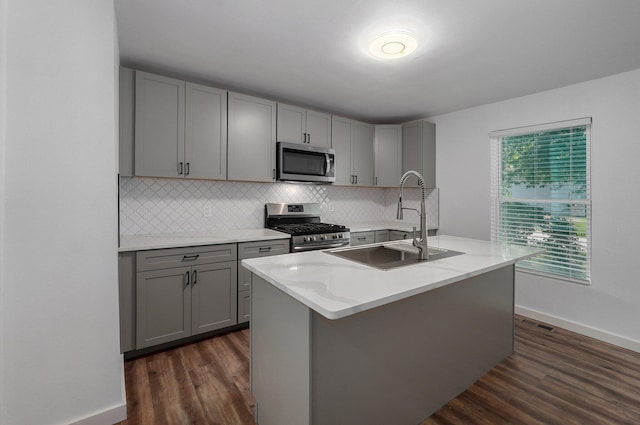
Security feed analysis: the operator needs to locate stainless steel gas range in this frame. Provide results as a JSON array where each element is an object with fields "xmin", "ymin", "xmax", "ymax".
[{"xmin": 265, "ymin": 203, "xmax": 350, "ymax": 251}]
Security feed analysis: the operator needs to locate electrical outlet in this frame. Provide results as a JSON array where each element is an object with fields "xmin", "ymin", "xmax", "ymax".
[{"xmin": 203, "ymin": 206, "xmax": 212, "ymax": 217}]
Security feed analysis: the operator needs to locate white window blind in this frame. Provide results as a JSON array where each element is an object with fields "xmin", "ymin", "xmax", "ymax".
[{"xmin": 490, "ymin": 118, "xmax": 591, "ymax": 283}]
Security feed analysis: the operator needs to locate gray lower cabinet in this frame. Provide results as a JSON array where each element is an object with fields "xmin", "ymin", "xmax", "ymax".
[
  {"xmin": 134, "ymin": 244, "xmax": 238, "ymax": 350},
  {"xmin": 374, "ymin": 230, "xmax": 390, "ymax": 242},
  {"xmin": 237, "ymin": 239, "xmax": 289, "ymax": 324},
  {"xmin": 390, "ymin": 229, "xmax": 437, "ymax": 240},
  {"xmin": 389, "ymin": 230, "xmax": 411, "ymax": 241},
  {"xmin": 350, "ymin": 231, "xmax": 375, "ymax": 245}
]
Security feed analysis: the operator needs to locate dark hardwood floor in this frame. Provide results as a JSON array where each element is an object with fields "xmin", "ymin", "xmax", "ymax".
[{"xmin": 117, "ymin": 316, "xmax": 640, "ymax": 425}]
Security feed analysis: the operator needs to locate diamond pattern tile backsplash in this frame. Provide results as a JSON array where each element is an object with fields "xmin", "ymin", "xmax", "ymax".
[{"xmin": 119, "ymin": 177, "xmax": 439, "ymax": 235}]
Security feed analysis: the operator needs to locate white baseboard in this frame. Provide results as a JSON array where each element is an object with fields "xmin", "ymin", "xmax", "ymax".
[
  {"xmin": 515, "ymin": 305, "xmax": 640, "ymax": 353},
  {"xmin": 68, "ymin": 403, "xmax": 127, "ymax": 425}
]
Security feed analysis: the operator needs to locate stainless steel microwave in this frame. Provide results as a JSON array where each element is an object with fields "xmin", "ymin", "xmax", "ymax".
[{"xmin": 276, "ymin": 142, "xmax": 336, "ymax": 183}]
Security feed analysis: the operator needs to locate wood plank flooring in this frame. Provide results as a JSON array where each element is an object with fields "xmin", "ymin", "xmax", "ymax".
[{"xmin": 117, "ymin": 316, "xmax": 640, "ymax": 425}]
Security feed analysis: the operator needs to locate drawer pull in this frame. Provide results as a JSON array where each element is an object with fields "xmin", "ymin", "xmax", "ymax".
[
  {"xmin": 357, "ymin": 237, "xmax": 367, "ymax": 241},
  {"xmin": 258, "ymin": 247, "xmax": 272, "ymax": 253},
  {"xmin": 183, "ymin": 254, "xmax": 200, "ymax": 261}
]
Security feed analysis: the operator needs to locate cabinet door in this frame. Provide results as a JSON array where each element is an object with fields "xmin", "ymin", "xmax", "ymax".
[
  {"xmin": 402, "ymin": 120, "xmax": 436, "ymax": 188},
  {"xmin": 191, "ymin": 261, "xmax": 238, "ymax": 335},
  {"xmin": 136, "ymin": 266, "xmax": 191, "ymax": 349},
  {"xmin": 277, "ymin": 103, "xmax": 306, "ymax": 144},
  {"xmin": 352, "ymin": 121, "xmax": 374, "ymax": 186},
  {"xmin": 421, "ymin": 121, "xmax": 436, "ymax": 188},
  {"xmin": 118, "ymin": 252, "xmax": 135, "ymax": 353},
  {"xmin": 306, "ymin": 110, "xmax": 331, "ymax": 147},
  {"xmin": 135, "ymin": 71, "xmax": 185, "ymax": 178},
  {"xmin": 238, "ymin": 290, "xmax": 251, "ymax": 324},
  {"xmin": 332, "ymin": 116, "xmax": 352, "ymax": 185},
  {"xmin": 119, "ymin": 67, "xmax": 135, "ymax": 177},
  {"xmin": 185, "ymin": 83, "xmax": 227, "ymax": 180},
  {"xmin": 402, "ymin": 120, "xmax": 422, "ymax": 187},
  {"xmin": 374, "ymin": 125, "xmax": 402, "ymax": 187},
  {"xmin": 228, "ymin": 92, "xmax": 277, "ymax": 182}
]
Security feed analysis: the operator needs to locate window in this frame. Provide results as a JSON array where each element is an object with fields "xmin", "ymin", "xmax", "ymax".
[{"xmin": 490, "ymin": 118, "xmax": 591, "ymax": 283}]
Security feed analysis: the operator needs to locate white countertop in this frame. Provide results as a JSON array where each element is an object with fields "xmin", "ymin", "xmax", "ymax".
[
  {"xmin": 242, "ymin": 235, "xmax": 543, "ymax": 320},
  {"xmin": 118, "ymin": 228, "xmax": 290, "ymax": 252},
  {"xmin": 344, "ymin": 220, "xmax": 437, "ymax": 233}
]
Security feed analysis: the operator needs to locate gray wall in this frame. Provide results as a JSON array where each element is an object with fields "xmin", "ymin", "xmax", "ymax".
[
  {"xmin": 0, "ymin": 1, "xmax": 125, "ymax": 423},
  {"xmin": 431, "ymin": 68, "xmax": 640, "ymax": 350}
]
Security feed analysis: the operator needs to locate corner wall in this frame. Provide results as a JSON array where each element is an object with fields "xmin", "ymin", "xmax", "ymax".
[
  {"xmin": 1, "ymin": 1, "xmax": 125, "ymax": 423},
  {"xmin": 431, "ymin": 68, "xmax": 640, "ymax": 350}
]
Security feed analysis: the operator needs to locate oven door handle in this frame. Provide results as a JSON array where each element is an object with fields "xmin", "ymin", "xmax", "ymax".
[{"xmin": 292, "ymin": 241, "xmax": 350, "ymax": 252}]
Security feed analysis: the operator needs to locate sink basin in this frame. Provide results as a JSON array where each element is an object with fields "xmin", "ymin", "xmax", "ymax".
[{"xmin": 326, "ymin": 243, "xmax": 464, "ymax": 270}]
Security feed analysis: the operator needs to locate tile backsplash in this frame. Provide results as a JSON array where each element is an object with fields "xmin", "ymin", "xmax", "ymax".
[{"xmin": 119, "ymin": 177, "xmax": 438, "ymax": 235}]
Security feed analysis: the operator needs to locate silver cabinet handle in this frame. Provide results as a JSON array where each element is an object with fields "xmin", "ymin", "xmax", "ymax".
[
  {"xmin": 178, "ymin": 162, "xmax": 183, "ymax": 175},
  {"xmin": 307, "ymin": 133, "xmax": 311, "ymax": 144},
  {"xmin": 185, "ymin": 271, "xmax": 190, "ymax": 286},
  {"xmin": 192, "ymin": 270, "xmax": 197, "ymax": 285},
  {"xmin": 259, "ymin": 246, "xmax": 272, "ymax": 253},
  {"xmin": 272, "ymin": 168, "xmax": 276, "ymax": 180},
  {"xmin": 183, "ymin": 254, "xmax": 200, "ymax": 261},
  {"xmin": 185, "ymin": 162, "xmax": 190, "ymax": 176}
]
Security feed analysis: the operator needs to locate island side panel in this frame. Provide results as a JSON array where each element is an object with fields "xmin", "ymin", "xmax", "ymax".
[
  {"xmin": 250, "ymin": 274, "xmax": 312, "ymax": 425},
  {"xmin": 311, "ymin": 265, "xmax": 515, "ymax": 425}
]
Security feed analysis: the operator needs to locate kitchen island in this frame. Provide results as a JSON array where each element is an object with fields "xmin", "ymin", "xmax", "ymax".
[{"xmin": 242, "ymin": 235, "xmax": 542, "ymax": 425}]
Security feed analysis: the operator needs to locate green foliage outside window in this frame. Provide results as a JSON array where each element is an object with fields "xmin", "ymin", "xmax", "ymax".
[{"xmin": 498, "ymin": 125, "xmax": 589, "ymax": 281}]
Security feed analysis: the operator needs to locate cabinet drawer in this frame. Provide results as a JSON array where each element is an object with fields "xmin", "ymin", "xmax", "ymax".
[
  {"xmin": 350, "ymin": 231, "xmax": 375, "ymax": 246},
  {"xmin": 238, "ymin": 239, "xmax": 289, "ymax": 259},
  {"xmin": 136, "ymin": 244, "xmax": 237, "ymax": 272},
  {"xmin": 374, "ymin": 230, "xmax": 390, "ymax": 242}
]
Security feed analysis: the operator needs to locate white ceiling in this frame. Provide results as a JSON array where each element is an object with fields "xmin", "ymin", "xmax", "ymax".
[{"xmin": 115, "ymin": 0, "xmax": 640, "ymax": 123}]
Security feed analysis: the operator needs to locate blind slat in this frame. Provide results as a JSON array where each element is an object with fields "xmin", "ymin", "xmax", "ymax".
[{"xmin": 491, "ymin": 119, "xmax": 591, "ymax": 283}]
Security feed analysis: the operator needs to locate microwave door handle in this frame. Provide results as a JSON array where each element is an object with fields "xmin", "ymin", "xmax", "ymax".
[{"xmin": 325, "ymin": 154, "xmax": 331, "ymax": 176}]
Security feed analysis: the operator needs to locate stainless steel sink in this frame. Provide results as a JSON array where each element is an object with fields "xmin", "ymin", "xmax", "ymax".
[{"xmin": 326, "ymin": 243, "xmax": 464, "ymax": 270}]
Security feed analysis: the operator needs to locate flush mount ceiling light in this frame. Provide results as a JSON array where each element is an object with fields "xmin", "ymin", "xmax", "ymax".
[{"xmin": 369, "ymin": 30, "xmax": 418, "ymax": 60}]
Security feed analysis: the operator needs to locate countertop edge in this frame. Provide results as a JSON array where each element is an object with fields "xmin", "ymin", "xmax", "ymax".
[
  {"xmin": 118, "ymin": 230, "xmax": 291, "ymax": 252},
  {"xmin": 242, "ymin": 257, "xmax": 523, "ymax": 320}
]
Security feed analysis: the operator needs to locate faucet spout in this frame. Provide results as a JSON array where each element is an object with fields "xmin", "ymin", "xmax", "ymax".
[{"xmin": 397, "ymin": 170, "xmax": 429, "ymax": 260}]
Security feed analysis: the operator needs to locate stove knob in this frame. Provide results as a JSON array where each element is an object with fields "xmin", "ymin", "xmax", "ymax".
[
  {"xmin": 303, "ymin": 237, "xmax": 309, "ymax": 242},
  {"xmin": 311, "ymin": 236, "xmax": 317, "ymax": 241},
  {"xmin": 321, "ymin": 235, "xmax": 326, "ymax": 240},
  {"xmin": 338, "ymin": 234, "xmax": 343, "ymax": 239},
  {"xmin": 332, "ymin": 234, "xmax": 338, "ymax": 239}
]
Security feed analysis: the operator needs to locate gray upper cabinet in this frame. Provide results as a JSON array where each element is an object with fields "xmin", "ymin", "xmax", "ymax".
[
  {"xmin": 135, "ymin": 71, "xmax": 185, "ymax": 178},
  {"xmin": 228, "ymin": 92, "xmax": 277, "ymax": 182},
  {"xmin": 374, "ymin": 125, "xmax": 402, "ymax": 187},
  {"xmin": 277, "ymin": 103, "xmax": 331, "ymax": 147},
  {"xmin": 332, "ymin": 116, "xmax": 374, "ymax": 186},
  {"xmin": 133, "ymin": 70, "xmax": 228, "ymax": 180},
  {"xmin": 119, "ymin": 68, "xmax": 135, "ymax": 177},
  {"xmin": 401, "ymin": 120, "xmax": 436, "ymax": 188},
  {"xmin": 185, "ymin": 82, "xmax": 227, "ymax": 180}
]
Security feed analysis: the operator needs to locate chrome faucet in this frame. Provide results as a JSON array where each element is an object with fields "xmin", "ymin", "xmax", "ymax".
[{"xmin": 396, "ymin": 170, "xmax": 429, "ymax": 260}]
